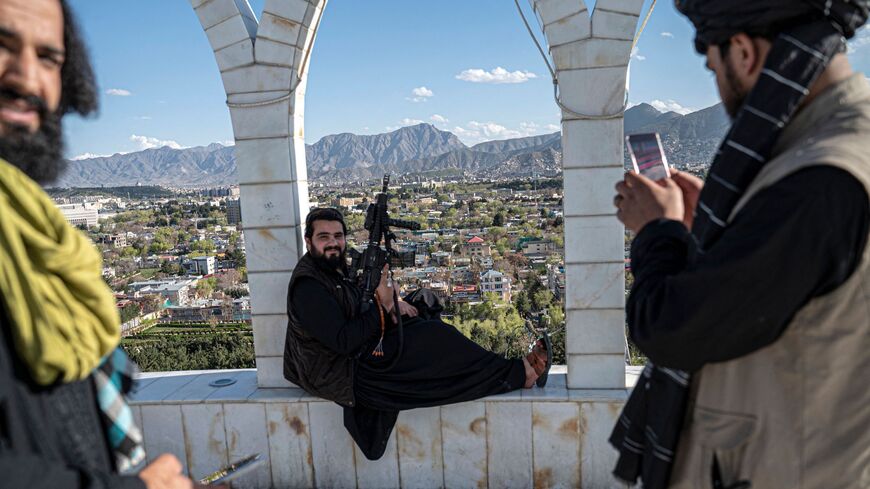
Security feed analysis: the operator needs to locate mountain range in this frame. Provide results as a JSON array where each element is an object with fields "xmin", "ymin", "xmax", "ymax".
[{"xmin": 57, "ymin": 103, "xmax": 729, "ymax": 188}]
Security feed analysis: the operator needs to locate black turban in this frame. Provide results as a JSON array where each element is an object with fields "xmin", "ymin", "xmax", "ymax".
[{"xmin": 676, "ymin": 0, "xmax": 870, "ymax": 52}]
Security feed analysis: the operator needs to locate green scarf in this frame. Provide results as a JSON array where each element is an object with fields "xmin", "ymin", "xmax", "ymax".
[{"xmin": 0, "ymin": 158, "xmax": 119, "ymax": 385}]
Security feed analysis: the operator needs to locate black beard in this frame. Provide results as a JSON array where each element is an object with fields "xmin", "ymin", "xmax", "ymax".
[
  {"xmin": 311, "ymin": 246, "xmax": 346, "ymax": 272},
  {"xmin": 0, "ymin": 86, "xmax": 66, "ymax": 185}
]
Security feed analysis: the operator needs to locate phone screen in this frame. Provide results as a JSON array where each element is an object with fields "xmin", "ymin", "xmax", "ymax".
[{"xmin": 626, "ymin": 133, "xmax": 670, "ymax": 181}]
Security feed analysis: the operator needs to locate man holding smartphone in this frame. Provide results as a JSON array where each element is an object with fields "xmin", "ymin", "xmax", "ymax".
[{"xmin": 612, "ymin": 1, "xmax": 870, "ymax": 488}]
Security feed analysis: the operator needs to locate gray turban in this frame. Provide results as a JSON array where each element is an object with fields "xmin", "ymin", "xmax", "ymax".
[{"xmin": 676, "ymin": 0, "xmax": 869, "ymax": 52}]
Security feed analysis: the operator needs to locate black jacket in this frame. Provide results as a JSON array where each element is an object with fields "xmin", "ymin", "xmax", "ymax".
[
  {"xmin": 0, "ymin": 303, "xmax": 145, "ymax": 489},
  {"xmin": 283, "ymin": 253, "xmax": 381, "ymax": 407}
]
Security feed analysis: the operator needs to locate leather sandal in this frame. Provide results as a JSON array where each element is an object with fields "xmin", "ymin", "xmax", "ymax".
[
  {"xmin": 525, "ymin": 337, "xmax": 552, "ymax": 387},
  {"xmin": 536, "ymin": 333, "xmax": 552, "ymax": 388}
]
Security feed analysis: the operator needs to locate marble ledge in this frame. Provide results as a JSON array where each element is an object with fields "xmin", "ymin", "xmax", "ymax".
[{"xmin": 129, "ymin": 365, "xmax": 644, "ymax": 406}]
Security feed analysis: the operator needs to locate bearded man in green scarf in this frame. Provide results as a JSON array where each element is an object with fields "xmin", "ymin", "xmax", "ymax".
[{"xmin": 0, "ymin": 1, "xmax": 207, "ymax": 488}]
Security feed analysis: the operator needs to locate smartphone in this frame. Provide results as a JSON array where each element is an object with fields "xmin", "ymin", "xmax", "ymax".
[
  {"xmin": 626, "ymin": 133, "xmax": 671, "ymax": 181},
  {"xmin": 198, "ymin": 453, "xmax": 264, "ymax": 485}
]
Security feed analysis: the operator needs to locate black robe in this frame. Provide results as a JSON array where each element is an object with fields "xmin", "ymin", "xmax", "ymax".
[
  {"xmin": 0, "ymin": 304, "xmax": 145, "ymax": 488},
  {"xmin": 291, "ymin": 282, "xmax": 526, "ymax": 459}
]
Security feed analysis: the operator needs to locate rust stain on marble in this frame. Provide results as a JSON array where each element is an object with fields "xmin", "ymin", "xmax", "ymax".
[
  {"xmin": 258, "ymin": 228, "xmax": 277, "ymax": 241},
  {"xmin": 289, "ymin": 416, "xmax": 306, "ymax": 436},
  {"xmin": 270, "ymin": 15, "xmax": 300, "ymax": 30},
  {"xmin": 268, "ymin": 420, "xmax": 278, "ymax": 436},
  {"xmin": 229, "ymin": 431, "xmax": 238, "ymax": 452},
  {"xmin": 470, "ymin": 417, "xmax": 485, "ymax": 435},
  {"xmin": 280, "ymin": 406, "xmax": 307, "ymax": 436},
  {"xmin": 607, "ymin": 401, "xmax": 624, "ymax": 418},
  {"xmin": 534, "ymin": 467, "xmax": 554, "ymax": 489},
  {"xmin": 397, "ymin": 424, "xmax": 425, "ymax": 459},
  {"xmin": 532, "ymin": 412, "xmax": 547, "ymax": 429},
  {"xmin": 559, "ymin": 417, "xmax": 580, "ymax": 438},
  {"xmin": 208, "ymin": 415, "xmax": 224, "ymax": 455}
]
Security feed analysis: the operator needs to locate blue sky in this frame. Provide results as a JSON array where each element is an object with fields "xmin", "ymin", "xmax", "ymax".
[{"xmin": 65, "ymin": 0, "xmax": 869, "ymax": 160}]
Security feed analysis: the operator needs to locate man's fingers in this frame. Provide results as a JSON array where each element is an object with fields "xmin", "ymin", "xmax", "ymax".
[
  {"xmin": 615, "ymin": 180, "xmax": 632, "ymax": 198},
  {"xmin": 671, "ymin": 169, "xmax": 704, "ymax": 192},
  {"xmin": 154, "ymin": 454, "xmax": 183, "ymax": 473},
  {"xmin": 662, "ymin": 177, "xmax": 681, "ymax": 190},
  {"xmin": 625, "ymin": 171, "xmax": 656, "ymax": 189}
]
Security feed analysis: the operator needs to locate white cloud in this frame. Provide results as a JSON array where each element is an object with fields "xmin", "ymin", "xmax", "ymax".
[
  {"xmin": 219, "ymin": 140, "xmax": 235, "ymax": 147},
  {"xmin": 430, "ymin": 114, "xmax": 449, "ymax": 123},
  {"xmin": 71, "ymin": 152, "xmax": 112, "ymax": 160},
  {"xmin": 545, "ymin": 124, "xmax": 560, "ymax": 132},
  {"xmin": 408, "ymin": 86, "xmax": 434, "ymax": 102},
  {"xmin": 661, "ymin": 32, "xmax": 674, "ymax": 38},
  {"xmin": 106, "ymin": 88, "xmax": 132, "ymax": 96},
  {"xmin": 130, "ymin": 134, "xmax": 185, "ymax": 150},
  {"xmin": 631, "ymin": 46, "xmax": 646, "ymax": 61},
  {"xmin": 847, "ymin": 26, "xmax": 870, "ymax": 53},
  {"xmin": 650, "ymin": 99, "xmax": 694, "ymax": 115},
  {"xmin": 452, "ymin": 120, "xmax": 550, "ymax": 144},
  {"xmin": 386, "ymin": 118, "xmax": 425, "ymax": 131},
  {"xmin": 456, "ymin": 67, "xmax": 537, "ymax": 84},
  {"xmin": 135, "ymin": 116, "xmax": 152, "ymax": 120}
]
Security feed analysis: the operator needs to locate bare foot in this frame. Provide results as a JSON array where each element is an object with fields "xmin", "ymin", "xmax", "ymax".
[{"xmin": 522, "ymin": 357, "xmax": 538, "ymax": 388}]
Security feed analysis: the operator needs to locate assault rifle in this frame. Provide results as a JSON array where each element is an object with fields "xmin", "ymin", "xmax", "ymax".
[{"xmin": 348, "ymin": 174, "xmax": 421, "ymax": 314}]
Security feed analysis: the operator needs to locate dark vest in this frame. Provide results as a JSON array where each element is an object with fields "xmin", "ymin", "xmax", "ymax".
[{"xmin": 283, "ymin": 253, "xmax": 360, "ymax": 407}]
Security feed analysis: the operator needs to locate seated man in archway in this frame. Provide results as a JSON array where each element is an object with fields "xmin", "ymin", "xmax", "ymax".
[{"xmin": 283, "ymin": 208, "xmax": 549, "ymax": 460}]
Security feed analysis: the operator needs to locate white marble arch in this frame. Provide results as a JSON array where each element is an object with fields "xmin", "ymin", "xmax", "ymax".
[{"xmin": 189, "ymin": 0, "xmax": 645, "ymax": 389}]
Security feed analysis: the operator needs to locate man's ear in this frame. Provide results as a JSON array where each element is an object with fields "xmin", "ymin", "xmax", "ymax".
[
  {"xmin": 730, "ymin": 33, "xmax": 766, "ymax": 79},
  {"xmin": 304, "ymin": 237, "xmax": 312, "ymax": 251}
]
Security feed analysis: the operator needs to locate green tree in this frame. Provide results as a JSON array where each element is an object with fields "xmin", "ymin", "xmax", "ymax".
[
  {"xmin": 160, "ymin": 261, "xmax": 183, "ymax": 275},
  {"xmin": 191, "ymin": 239, "xmax": 216, "ymax": 254},
  {"xmin": 195, "ymin": 277, "xmax": 217, "ymax": 299},
  {"xmin": 492, "ymin": 212, "xmax": 504, "ymax": 227},
  {"xmin": 226, "ymin": 248, "xmax": 246, "ymax": 269},
  {"xmin": 119, "ymin": 303, "xmax": 141, "ymax": 324}
]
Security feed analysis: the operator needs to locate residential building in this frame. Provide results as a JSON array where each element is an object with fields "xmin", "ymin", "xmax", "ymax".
[
  {"xmin": 185, "ymin": 255, "xmax": 216, "ymax": 275},
  {"xmin": 479, "ymin": 269, "xmax": 512, "ymax": 302},
  {"xmin": 430, "ymin": 251, "xmax": 452, "ymax": 267},
  {"xmin": 522, "ymin": 240, "xmax": 556, "ymax": 255},
  {"xmin": 98, "ymin": 234, "xmax": 127, "ymax": 248},
  {"xmin": 547, "ymin": 264, "xmax": 566, "ymax": 303},
  {"xmin": 338, "ymin": 197, "xmax": 361, "ymax": 208},
  {"xmin": 450, "ymin": 284, "xmax": 480, "ymax": 303},
  {"xmin": 462, "ymin": 236, "xmax": 491, "ymax": 258},
  {"xmin": 232, "ymin": 298, "xmax": 252, "ymax": 322}
]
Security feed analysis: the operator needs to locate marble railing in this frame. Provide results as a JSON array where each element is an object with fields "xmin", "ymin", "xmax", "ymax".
[{"xmin": 130, "ymin": 366, "xmax": 641, "ymax": 488}]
